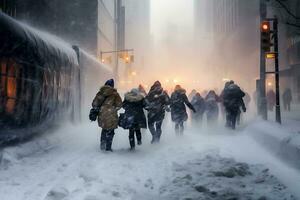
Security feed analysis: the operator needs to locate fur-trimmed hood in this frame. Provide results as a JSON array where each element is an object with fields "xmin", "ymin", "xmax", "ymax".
[
  {"xmin": 125, "ymin": 91, "xmax": 144, "ymax": 102},
  {"xmin": 174, "ymin": 88, "xmax": 186, "ymax": 94}
]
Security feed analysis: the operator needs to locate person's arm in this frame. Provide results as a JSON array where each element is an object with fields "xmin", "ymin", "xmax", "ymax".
[
  {"xmin": 92, "ymin": 91, "xmax": 104, "ymax": 108},
  {"xmin": 183, "ymin": 94, "xmax": 196, "ymax": 113},
  {"xmin": 164, "ymin": 91, "xmax": 171, "ymax": 105},
  {"xmin": 241, "ymin": 99, "xmax": 246, "ymax": 112},
  {"xmin": 115, "ymin": 93, "xmax": 123, "ymax": 110}
]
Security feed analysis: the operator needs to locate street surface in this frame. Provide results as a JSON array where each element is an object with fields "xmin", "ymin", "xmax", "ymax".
[{"xmin": 0, "ymin": 120, "xmax": 299, "ymax": 200}]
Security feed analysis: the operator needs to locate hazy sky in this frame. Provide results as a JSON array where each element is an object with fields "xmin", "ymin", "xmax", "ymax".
[{"xmin": 150, "ymin": 0, "xmax": 194, "ymax": 40}]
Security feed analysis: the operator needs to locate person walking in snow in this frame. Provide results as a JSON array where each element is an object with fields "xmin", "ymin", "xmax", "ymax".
[
  {"xmin": 219, "ymin": 82, "xmax": 232, "ymax": 120},
  {"xmin": 222, "ymin": 81, "xmax": 246, "ymax": 130},
  {"xmin": 122, "ymin": 88, "xmax": 147, "ymax": 150},
  {"xmin": 145, "ymin": 81, "xmax": 170, "ymax": 143},
  {"xmin": 205, "ymin": 90, "xmax": 220, "ymax": 125},
  {"xmin": 91, "ymin": 79, "xmax": 122, "ymax": 151},
  {"xmin": 188, "ymin": 89, "xmax": 197, "ymax": 101},
  {"xmin": 282, "ymin": 88, "xmax": 292, "ymax": 111},
  {"xmin": 170, "ymin": 85, "xmax": 196, "ymax": 135},
  {"xmin": 191, "ymin": 92, "xmax": 206, "ymax": 126}
]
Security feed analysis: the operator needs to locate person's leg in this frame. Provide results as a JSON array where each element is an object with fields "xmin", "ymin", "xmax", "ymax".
[
  {"xmin": 175, "ymin": 122, "xmax": 180, "ymax": 135},
  {"xmin": 231, "ymin": 112, "xmax": 237, "ymax": 130},
  {"xmin": 148, "ymin": 121, "xmax": 157, "ymax": 144},
  {"xmin": 179, "ymin": 121, "xmax": 184, "ymax": 135},
  {"xmin": 105, "ymin": 130, "xmax": 115, "ymax": 151},
  {"xmin": 236, "ymin": 111, "xmax": 241, "ymax": 125},
  {"xmin": 288, "ymin": 102, "xmax": 291, "ymax": 111},
  {"xmin": 100, "ymin": 129, "xmax": 107, "ymax": 150},
  {"xmin": 283, "ymin": 102, "xmax": 287, "ymax": 111},
  {"xmin": 225, "ymin": 109, "xmax": 230, "ymax": 127},
  {"xmin": 136, "ymin": 129, "xmax": 142, "ymax": 145},
  {"xmin": 129, "ymin": 129, "xmax": 135, "ymax": 149},
  {"xmin": 156, "ymin": 120, "xmax": 163, "ymax": 142}
]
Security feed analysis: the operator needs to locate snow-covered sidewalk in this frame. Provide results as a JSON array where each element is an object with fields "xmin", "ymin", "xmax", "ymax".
[
  {"xmin": 246, "ymin": 119, "xmax": 300, "ymax": 170},
  {"xmin": 0, "ymin": 121, "xmax": 299, "ymax": 200}
]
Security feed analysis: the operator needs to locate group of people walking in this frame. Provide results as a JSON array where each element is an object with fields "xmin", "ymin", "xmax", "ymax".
[
  {"xmin": 90, "ymin": 79, "xmax": 248, "ymax": 152},
  {"xmin": 266, "ymin": 88, "xmax": 292, "ymax": 112}
]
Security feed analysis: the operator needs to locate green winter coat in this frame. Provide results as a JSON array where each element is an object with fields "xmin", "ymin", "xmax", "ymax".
[{"xmin": 92, "ymin": 85, "xmax": 122, "ymax": 130}]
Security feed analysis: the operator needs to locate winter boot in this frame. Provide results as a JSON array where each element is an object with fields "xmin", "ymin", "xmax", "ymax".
[
  {"xmin": 137, "ymin": 140, "xmax": 142, "ymax": 145},
  {"xmin": 130, "ymin": 146, "xmax": 135, "ymax": 151},
  {"xmin": 100, "ymin": 142, "xmax": 106, "ymax": 151}
]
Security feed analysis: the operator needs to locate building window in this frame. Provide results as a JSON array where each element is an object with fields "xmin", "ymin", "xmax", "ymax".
[{"xmin": 0, "ymin": 58, "xmax": 19, "ymax": 114}]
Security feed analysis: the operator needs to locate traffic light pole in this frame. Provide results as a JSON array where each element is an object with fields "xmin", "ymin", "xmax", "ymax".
[
  {"xmin": 273, "ymin": 18, "xmax": 282, "ymax": 124},
  {"xmin": 259, "ymin": 0, "xmax": 268, "ymax": 120}
]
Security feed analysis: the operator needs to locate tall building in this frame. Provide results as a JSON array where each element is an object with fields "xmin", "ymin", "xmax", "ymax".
[
  {"xmin": 0, "ymin": 0, "xmax": 120, "ymax": 58},
  {"xmin": 199, "ymin": 0, "xmax": 260, "ymax": 90},
  {"xmin": 122, "ymin": 0, "xmax": 151, "ymax": 80}
]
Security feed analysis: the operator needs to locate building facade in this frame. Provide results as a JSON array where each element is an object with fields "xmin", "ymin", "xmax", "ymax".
[
  {"xmin": 122, "ymin": 0, "xmax": 151, "ymax": 82},
  {"xmin": 0, "ymin": 0, "xmax": 121, "ymax": 58},
  {"xmin": 196, "ymin": 0, "xmax": 260, "ymax": 91},
  {"xmin": 270, "ymin": 0, "xmax": 300, "ymax": 102}
]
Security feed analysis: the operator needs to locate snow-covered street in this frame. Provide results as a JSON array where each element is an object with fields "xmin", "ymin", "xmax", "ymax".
[{"xmin": 1, "ymin": 120, "xmax": 300, "ymax": 200}]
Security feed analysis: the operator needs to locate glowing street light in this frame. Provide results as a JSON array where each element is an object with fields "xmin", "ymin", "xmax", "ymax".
[{"xmin": 131, "ymin": 71, "xmax": 137, "ymax": 76}]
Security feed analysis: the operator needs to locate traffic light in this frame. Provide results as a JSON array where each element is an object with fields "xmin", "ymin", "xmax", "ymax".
[{"xmin": 261, "ymin": 21, "xmax": 273, "ymax": 52}]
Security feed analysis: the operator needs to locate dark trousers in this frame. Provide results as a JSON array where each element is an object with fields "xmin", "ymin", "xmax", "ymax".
[
  {"xmin": 226, "ymin": 110, "xmax": 238, "ymax": 130},
  {"xmin": 175, "ymin": 121, "xmax": 184, "ymax": 135},
  {"xmin": 148, "ymin": 120, "xmax": 163, "ymax": 143},
  {"xmin": 100, "ymin": 129, "xmax": 115, "ymax": 151},
  {"xmin": 129, "ymin": 128, "xmax": 142, "ymax": 148}
]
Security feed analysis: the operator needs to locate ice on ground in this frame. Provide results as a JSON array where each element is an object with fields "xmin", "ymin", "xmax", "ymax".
[{"xmin": 160, "ymin": 151, "xmax": 295, "ymax": 200}]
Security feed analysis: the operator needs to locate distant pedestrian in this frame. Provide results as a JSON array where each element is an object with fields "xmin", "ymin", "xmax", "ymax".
[
  {"xmin": 188, "ymin": 89, "xmax": 197, "ymax": 101},
  {"xmin": 267, "ymin": 89, "xmax": 276, "ymax": 111},
  {"xmin": 122, "ymin": 88, "xmax": 147, "ymax": 150},
  {"xmin": 92, "ymin": 79, "xmax": 122, "ymax": 151},
  {"xmin": 223, "ymin": 81, "xmax": 246, "ymax": 129},
  {"xmin": 205, "ymin": 90, "xmax": 220, "ymax": 125},
  {"xmin": 145, "ymin": 81, "xmax": 170, "ymax": 143},
  {"xmin": 191, "ymin": 92, "xmax": 206, "ymax": 126},
  {"xmin": 282, "ymin": 88, "xmax": 292, "ymax": 111},
  {"xmin": 170, "ymin": 85, "xmax": 196, "ymax": 135}
]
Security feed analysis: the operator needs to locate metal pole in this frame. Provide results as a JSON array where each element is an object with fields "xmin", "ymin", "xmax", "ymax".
[
  {"xmin": 260, "ymin": 0, "xmax": 268, "ymax": 120},
  {"xmin": 273, "ymin": 18, "xmax": 281, "ymax": 124}
]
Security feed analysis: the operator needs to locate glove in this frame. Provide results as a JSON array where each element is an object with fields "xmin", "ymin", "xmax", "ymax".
[
  {"xmin": 89, "ymin": 107, "xmax": 99, "ymax": 121},
  {"xmin": 242, "ymin": 107, "xmax": 246, "ymax": 113}
]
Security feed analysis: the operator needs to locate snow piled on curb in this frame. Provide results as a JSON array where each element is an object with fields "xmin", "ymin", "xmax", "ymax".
[{"xmin": 245, "ymin": 120, "xmax": 300, "ymax": 169}]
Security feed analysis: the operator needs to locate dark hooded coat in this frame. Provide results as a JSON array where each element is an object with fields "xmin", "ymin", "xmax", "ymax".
[
  {"xmin": 223, "ymin": 84, "xmax": 246, "ymax": 112},
  {"xmin": 92, "ymin": 85, "xmax": 122, "ymax": 130},
  {"xmin": 145, "ymin": 81, "xmax": 170, "ymax": 123},
  {"xmin": 191, "ymin": 93, "xmax": 205, "ymax": 117},
  {"xmin": 170, "ymin": 88, "xmax": 195, "ymax": 123},
  {"xmin": 122, "ymin": 91, "xmax": 147, "ymax": 129},
  {"xmin": 205, "ymin": 91, "xmax": 220, "ymax": 120}
]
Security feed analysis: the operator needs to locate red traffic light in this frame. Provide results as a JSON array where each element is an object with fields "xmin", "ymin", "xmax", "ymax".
[{"xmin": 261, "ymin": 21, "xmax": 270, "ymax": 32}]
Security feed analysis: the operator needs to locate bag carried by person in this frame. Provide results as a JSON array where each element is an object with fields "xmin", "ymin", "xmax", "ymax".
[{"xmin": 118, "ymin": 113, "xmax": 130, "ymax": 129}]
